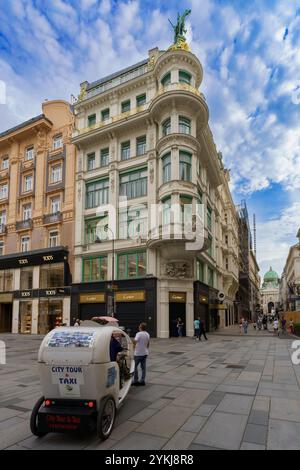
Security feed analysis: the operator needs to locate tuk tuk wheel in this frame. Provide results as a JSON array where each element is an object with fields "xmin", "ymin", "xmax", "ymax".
[
  {"xmin": 30, "ymin": 396, "xmax": 47, "ymax": 437},
  {"xmin": 97, "ymin": 396, "xmax": 116, "ymax": 440}
]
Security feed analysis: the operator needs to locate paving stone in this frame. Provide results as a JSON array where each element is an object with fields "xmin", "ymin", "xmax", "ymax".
[
  {"xmin": 216, "ymin": 385, "xmax": 257, "ymax": 396},
  {"xmin": 181, "ymin": 415, "xmax": 207, "ymax": 433},
  {"xmin": 136, "ymin": 405, "xmax": 194, "ymax": 438},
  {"xmin": 202, "ymin": 392, "xmax": 226, "ymax": 406},
  {"xmin": 0, "ymin": 416, "xmax": 25, "ymax": 431},
  {"xmin": 268, "ymin": 419, "xmax": 300, "ymax": 450},
  {"xmin": 114, "ymin": 398, "xmax": 152, "ymax": 426},
  {"xmin": 188, "ymin": 443, "xmax": 221, "ymax": 450},
  {"xmin": 248, "ymin": 410, "xmax": 269, "ymax": 426},
  {"xmin": 110, "ymin": 420, "xmax": 140, "ymax": 441},
  {"xmin": 240, "ymin": 442, "xmax": 266, "ymax": 450},
  {"xmin": 216, "ymin": 394, "xmax": 253, "ymax": 415},
  {"xmin": 270, "ymin": 397, "xmax": 300, "ymax": 422},
  {"xmin": 172, "ymin": 389, "xmax": 210, "ymax": 409},
  {"xmin": 194, "ymin": 404, "xmax": 216, "ymax": 417},
  {"xmin": 84, "ymin": 438, "xmax": 117, "ymax": 450},
  {"xmin": 163, "ymin": 431, "xmax": 196, "ymax": 450},
  {"xmin": 194, "ymin": 412, "xmax": 248, "ymax": 450},
  {"xmin": 112, "ymin": 432, "xmax": 167, "ymax": 450},
  {"xmin": 0, "ymin": 408, "xmax": 24, "ymax": 422},
  {"xmin": 129, "ymin": 407, "xmax": 160, "ymax": 423},
  {"xmin": 243, "ymin": 424, "xmax": 267, "ymax": 445}
]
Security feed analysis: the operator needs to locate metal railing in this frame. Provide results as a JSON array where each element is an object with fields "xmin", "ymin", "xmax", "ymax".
[
  {"xmin": 16, "ymin": 219, "xmax": 33, "ymax": 230},
  {"xmin": 43, "ymin": 212, "xmax": 62, "ymax": 224}
]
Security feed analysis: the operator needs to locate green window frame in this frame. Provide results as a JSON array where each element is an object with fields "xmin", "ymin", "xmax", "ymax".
[
  {"xmin": 179, "ymin": 70, "xmax": 191, "ymax": 84},
  {"xmin": 100, "ymin": 148, "xmax": 109, "ymax": 167},
  {"xmin": 88, "ymin": 114, "xmax": 96, "ymax": 127},
  {"xmin": 198, "ymin": 260, "xmax": 205, "ymax": 282},
  {"xmin": 87, "ymin": 152, "xmax": 96, "ymax": 171},
  {"xmin": 82, "ymin": 256, "xmax": 108, "ymax": 282},
  {"xmin": 85, "ymin": 178, "xmax": 109, "ymax": 209},
  {"xmin": 162, "ymin": 153, "xmax": 171, "ymax": 183},
  {"xmin": 136, "ymin": 136, "xmax": 146, "ymax": 156},
  {"xmin": 136, "ymin": 93, "xmax": 146, "ymax": 107},
  {"xmin": 117, "ymin": 251, "xmax": 147, "ymax": 279},
  {"xmin": 207, "ymin": 206, "xmax": 212, "ymax": 231},
  {"xmin": 179, "ymin": 151, "xmax": 192, "ymax": 181},
  {"xmin": 119, "ymin": 206, "xmax": 148, "ymax": 239},
  {"xmin": 84, "ymin": 216, "xmax": 108, "ymax": 244},
  {"xmin": 179, "ymin": 116, "xmax": 191, "ymax": 134},
  {"xmin": 121, "ymin": 141, "xmax": 131, "ymax": 160},
  {"xmin": 119, "ymin": 168, "xmax": 147, "ymax": 199},
  {"xmin": 101, "ymin": 108, "xmax": 110, "ymax": 121},
  {"xmin": 121, "ymin": 100, "xmax": 131, "ymax": 113},
  {"xmin": 207, "ymin": 267, "xmax": 214, "ymax": 287},
  {"xmin": 161, "ymin": 72, "xmax": 171, "ymax": 86},
  {"xmin": 162, "ymin": 118, "xmax": 171, "ymax": 136}
]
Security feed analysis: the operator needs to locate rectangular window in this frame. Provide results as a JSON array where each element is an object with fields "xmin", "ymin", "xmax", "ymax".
[
  {"xmin": 2, "ymin": 157, "xmax": 9, "ymax": 169},
  {"xmin": 51, "ymin": 197, "xmax": 61, "ymax": 214},
  {"xmin": 100, "ymin": 148, "xmax": 109, "ymax": 167},
  {"xmin": 162, "ymin": 198, "xmax": 171, "ymax": 227},
  {"xmin": 101, "ymin": 108, "xmax": 110, "ymax": 121},
  {"xmin": 207, "ymin": 206, "xmax": 212, "ymax": 231},
  {"xmin": 23, "ymin": 204, "xmax": 32, "ymax": 221},
  {"xmin": 117, "ymin": 251, "xmax": 146, "ymax": 279},
  {"xmin": 85, "ymin": 217, "xmax": 107, "ymax": 244},
  {"xmin": 121, "ymin": 141, "xmax": 130, "ymax": 160},
  {"xmin": 24, "ymin": 175, "xmax": 33, "ymax": 192},
  {"xmin": 121, "ymin": 100, "xmax": 131, "ymax": 113},
  {"xmin": 208, "ymin": 267, "xmax": 214, "ymax": 287},
  {"xmin": 179, "ymin": 70, "xmax": 191, "ymax": 84},
  {"xmin": 19, "ymin": 301, "xmax": 32, "ymax": 334},
  {"xmin": 88, "ymin": 114, "xmax": 96, "ymax": 127},
  {"xmin": 136, "ymin": 136, "xmax": 146, "ymax": 156},
  {"xmin": 198, "ymin": 260, "xmax": 204, "ymax": 282},
  {"xmin": 49, "ymin": 231, "xmax": 59, "ymax": 247},
  {"xmin": 0, "ymin": 211, "xmax": 6, "ymax": 226},
  {"xmin": 21, "ymin": 236, "xmax": 30, "ymax": 252},
  {"xmin": 119, "ymin": 169, "xmax": 147, "ymax": 199},
  {"xmin": 20, "ymin": 268, "xmax": 33, "ymax": 290},
  {"xmin": 161, "ymin": 72, "xmax": 171, "ymax": 86},
  {"xmin": 119, "ymin": 208, "xmax": 148, "ymax": 239},
  {"xmin": 136, "ymin": 94, "xmax": 146, "ymax": 107},
  {"xmin": 86, "ymin": 179, "xmax": 109, "ymax": 209},
  {"xmin": 25, "ymin": 147, "xmax": 34, "ymax": 161},
  {"xmin": 0, "ymin": 184, "xmax": 8, "ymax": 199},
  {"xmin": 83, "ymin": 256, "xmax": 108, "ymax": 282},
  {"xmin": 51, "ymin": 164, "xmax": 62, "ymax": 184},
  {"xmin": 53, "ymin": 135, "xmax": 63, "ymax": 150},
  {"xmin": 0, "ymin": 242, "xmax": 4, "ymax": 256},
  {"xmin": 179, "ymin": 151, "xmax": 192, "ymax": 182},
  {"xmin": 87, "ymin": 153, "xmax": 96, "ymax": 171},
  {"xmin": 179, "ymin": 116, "xmax": 191, "ymax": 134},
  {"xmin": 162, "ymin": 118, "xmax": 171, "ymax": 136},
  {"xmin": 40, "ymin": 263, "xmax": 64, "ymax": 288},
  {"xmin": 162, "ymin": 153, "xmax": 171, "ymax": 183}
]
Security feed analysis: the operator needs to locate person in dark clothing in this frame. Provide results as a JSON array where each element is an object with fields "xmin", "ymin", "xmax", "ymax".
[
  {"xmin": 199, "ymin": 320, "xmax": 208, "ymax": 341},
  {"xmin": 110, "ymin": 336, "xmax": 123, "ymax": 362}
]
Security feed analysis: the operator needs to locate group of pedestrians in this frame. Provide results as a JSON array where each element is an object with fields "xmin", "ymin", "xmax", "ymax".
[{"xmin": 193, "ymin": 317, "xmax": 208, "ymax": 341}]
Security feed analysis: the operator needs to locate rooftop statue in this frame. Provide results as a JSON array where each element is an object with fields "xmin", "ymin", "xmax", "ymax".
[{"xmin": 168, "ymin": 9, "xmax": 191, "ymax": 51}]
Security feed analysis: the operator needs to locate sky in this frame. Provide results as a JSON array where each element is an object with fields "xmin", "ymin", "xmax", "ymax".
[{"xmin": 1, "ymin": 0, "xmax": 300, "ymax": 279}]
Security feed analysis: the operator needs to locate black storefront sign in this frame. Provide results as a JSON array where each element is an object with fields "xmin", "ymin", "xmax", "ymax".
[
  {"xmin": 0, "ymin": 247, "xmax": 68, "ymax": 270},
  {"xmin": 14, "ymin": 288, "xmax": 70, "ymax": 299},
  {"xmin": 14, "ymin": 290, "xmax": 33, "ymax": 299}
]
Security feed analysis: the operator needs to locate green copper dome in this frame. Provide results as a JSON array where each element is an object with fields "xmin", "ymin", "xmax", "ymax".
[{"xmin": 264, "ymin": 267, "xmax": 279, "ymax": 282}]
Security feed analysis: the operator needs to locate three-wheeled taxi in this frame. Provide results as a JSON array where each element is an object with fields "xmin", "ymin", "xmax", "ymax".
[{"xmin": 30, "ymin": 322, "xmax": 134, "ymax": 440}]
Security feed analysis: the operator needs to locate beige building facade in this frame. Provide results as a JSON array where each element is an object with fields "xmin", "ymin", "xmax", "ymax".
[
  {"xmin": 71, "ymin": 44, "xmax": 239, "ymax": 337},
  {"xmin": 280, "ymin": 230, "xmax": 300, "ymax": 312},
  {"xmin": 0, "ymin": 100, "xmax": 75, "ymax": 334}
]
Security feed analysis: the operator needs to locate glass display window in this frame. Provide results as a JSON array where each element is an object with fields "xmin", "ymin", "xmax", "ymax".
[{"xmin": 19, "ymin": 301, "xmax": 32, "ymax": 334}]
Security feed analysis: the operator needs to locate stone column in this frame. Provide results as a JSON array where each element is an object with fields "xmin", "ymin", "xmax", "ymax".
[
  {"xmin": 186, "ymin": 287, "xmax": 194, "ymax": 337},
  {"xmin": 157, "ymin": 280, "xmax": 169, "ymax": 338},
  {"xmin": 63, "ymin": 297, "xmax": 71, "ymax": 325},
  {"xmin": 12, "ymin": 301, "xmax": 19, "ymax": 334},
  {"xmin": 31, "ymin": 299, "xmax": 39, "ymax": 334}
]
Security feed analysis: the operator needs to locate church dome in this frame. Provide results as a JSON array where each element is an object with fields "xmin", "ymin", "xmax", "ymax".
[{"xmin": 264, "ymin": 267, "xmax": 279, "ymax": 283}]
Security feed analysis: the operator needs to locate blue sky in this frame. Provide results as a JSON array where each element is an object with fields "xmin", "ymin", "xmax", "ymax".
[{"xmin": 1, "ymin": 0, "xmax": 300, "ymax": 279}]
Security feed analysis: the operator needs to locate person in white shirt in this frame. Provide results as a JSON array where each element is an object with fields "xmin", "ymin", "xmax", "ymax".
[{"xmin": 132, "ymin": 323, "xmax": 150, "ymax": 386}]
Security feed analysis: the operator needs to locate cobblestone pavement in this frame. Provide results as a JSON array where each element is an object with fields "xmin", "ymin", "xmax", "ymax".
[{"xmin": 0, "ymin": 331, "xmax": 300, "ymax": 450}]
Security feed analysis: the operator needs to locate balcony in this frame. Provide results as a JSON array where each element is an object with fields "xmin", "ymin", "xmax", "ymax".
[
  {"xmin": 43, "ymin": 212, "xmax": 62, "ymax": 225},
  {"xmin": 16, "ymin": 219, "xmax": 33, "ymax": 231},
  {"xmin": 0, "ymin": 224, "xmax": 6, "ymax": 234}
]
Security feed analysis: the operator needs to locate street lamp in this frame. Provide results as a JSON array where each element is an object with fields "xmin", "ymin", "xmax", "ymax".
[{"xmin": 96, "ymin": 225, "xmax": 115, "ymax": 317}]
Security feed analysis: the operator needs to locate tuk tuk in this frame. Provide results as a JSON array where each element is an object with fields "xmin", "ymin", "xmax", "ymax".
[{"xmin": 30, "ymin": 322, "xmax": 134, "ymax": 440}]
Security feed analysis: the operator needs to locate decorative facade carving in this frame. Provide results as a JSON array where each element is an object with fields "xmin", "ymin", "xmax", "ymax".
[{"xmin": 164, "ymin": 262, "xmax": 191, "ymax": 279}]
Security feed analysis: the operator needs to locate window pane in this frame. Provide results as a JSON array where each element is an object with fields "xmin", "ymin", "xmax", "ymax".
[
  {"xmin": 162, "ymin": 153, "xmax": 171, "ymax": 183},
  {"xmin": 121, "ymin": 141, "xmax": 130, "ymax": 160},
  {"xmin": 137, "ymin": 252, "xmax": 146, "ymax": 276},
  {"xmin": 161, "ymin": 72, "xmax": 171, "ymax": 86},
  {"xmin": 136, "ymin": 136, "xmax": 146, "ymax": 156},
  {"xmin": 87, "ymin": 153, "xmax": 95, "ymax": 171},
  {"xmin": 179, "ymin": 116, "xmax": 191, "ymax": 134},
  {"xmin": 101, "ymin": 108, "xmax": 110, "ymax": 121},
  {"xmin": 88, "ymin": 114, "xmax": 96, "ymax": 126},
  {"xmin": 128, "ymin": 253, "xmax": 137, "ymax": 278},
  {"xmin": 162, "ymin": 118, "xmax": 171, "ymax": 136},
  {"xmin": 121, "ymin": 100, "xmax": 130, "ymax": 113},
  {"xmin": 100, "ymin": 148, "xmax": 109, "ymax": 166},
  {"xmin": 83, "ymin": 259, "xmax": 90, "ymax": 282},
  {"xmin": 20, "ymin": 268, "xmax": 33, "ymax": 290},
  {"xmin": 136, "ymin": 94, "xmax": 146, "ymax": 107},
  {"xmin": 40, "ymin": 263, "xmax": 64, "ymax": 288},
  {"xmin": 179, "ymin": 70, "xmax": 191, "ymax": 84},
  {"xmin": 118, "ymin": 255, "xmax": 127, "ymax": 279}
]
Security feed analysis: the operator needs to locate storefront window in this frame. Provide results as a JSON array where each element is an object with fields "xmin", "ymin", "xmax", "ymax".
[
  {"xmin": 83, "ymin": 257, "xmax": 108, "ymax": 282},
  {"xmin": 40, "ymin": 263, "xmax": 64, "ymax": 288},
  {"xmin": 4, "ymin": 270, "xmax": 13, "ymax": 291},
  {"xmin": 117, "ymin": 252, "xmax": 146, "ymax": 279},
  {"xmin": 20, "ymin": 268, "xmax": 33, "ymax": 290},
  {"xmin": 38, "ymin": 299, "xmax": 63, "ymax": 335},
  {"xmin": 19, "ymin": 301, "xmax": 32, "ymax": 334}
]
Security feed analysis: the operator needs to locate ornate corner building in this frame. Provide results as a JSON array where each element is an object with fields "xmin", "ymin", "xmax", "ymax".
[
  {"xmin": 71, "ymin": 44, "xmax": 239, "ymax": 337},
  {"xmin": 0, "ymin": 101, "xmax": 75, "ymax": 334}
]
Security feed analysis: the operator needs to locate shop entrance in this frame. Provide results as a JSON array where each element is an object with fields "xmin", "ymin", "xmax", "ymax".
[
  {"xmin": 0, "ymin": 304, "xmax": 12, "ymax": 333},
  {"xmin": 169, "ymin": 302, "xmax": 186, "ymax": 337}
]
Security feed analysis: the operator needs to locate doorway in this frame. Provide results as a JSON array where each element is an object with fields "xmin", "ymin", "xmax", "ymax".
[
  {"xmin": 169, "ymin": 302, "xmax": 186, "ymax": 337},
  {"xmin": 0, "ymin": 303, "xmax": 12, "ymax": 333}
]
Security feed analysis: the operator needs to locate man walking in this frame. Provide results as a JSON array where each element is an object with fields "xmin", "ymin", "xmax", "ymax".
[
  {"xmin": 199, "ymin": 319, "xmax": 208, "ymax": 341},
  {"xmin": 132, "ymin": 323, "xmax": 150, "ymax": 386}
]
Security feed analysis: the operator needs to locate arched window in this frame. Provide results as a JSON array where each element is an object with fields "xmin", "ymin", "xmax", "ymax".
[
  {"xmin": 161, "ymin": 72, "xmax": 171, "ymax": 87},
  {"xmin": 162, "ymin": 153, "xmax": 171, "ymax": 183},
  {"xmin": 179, "ymin": 70, "xmax": 191, "ymax": 85},
  {"xmin": 179, "ymin": 151, "xmax": 192, "ymax": 182},
  {"xmin": 179, "ymin": 116, "xmax": 191, "ymax": 134},
  {"xmin": 162, "ymin": 118, "xmax": 171, "ymax": 136}
]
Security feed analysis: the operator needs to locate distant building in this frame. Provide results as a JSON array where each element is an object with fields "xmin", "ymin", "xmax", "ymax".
[
  {"xmin": 260, "ymin": 267, "xmax": 280, "ymax": 314},
  {"xmin": 280, "ymin": 230, "xmax": 300, "ymax": 312}
]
